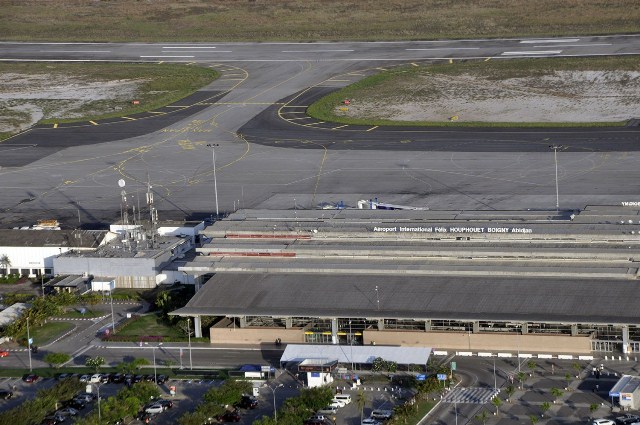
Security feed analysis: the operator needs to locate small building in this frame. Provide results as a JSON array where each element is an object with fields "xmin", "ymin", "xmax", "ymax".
[
  {"xmin": 0, "ymin": 229, "xmax": 110, "ymax": 278},
  {"xmin": 45, "ymin": 275, "xmax": 91, "ymax": 294},
  {"xmin": 609, "ymin": 375, "xmax": 640, "ymax": 410},
  {"xmin": 298, "ymin": 359, "xmax": 338, "ymax": 388}
]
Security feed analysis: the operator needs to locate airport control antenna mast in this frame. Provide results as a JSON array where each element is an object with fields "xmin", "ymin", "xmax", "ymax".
[{"xmin": 146, "ymin": 178, "xmax": 158, "ymax": 249}]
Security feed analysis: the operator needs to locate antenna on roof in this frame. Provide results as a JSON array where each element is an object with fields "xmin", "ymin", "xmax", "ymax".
[{"xmin": 146, "ymin": 174, "xmax": 158, "ymax": 249}]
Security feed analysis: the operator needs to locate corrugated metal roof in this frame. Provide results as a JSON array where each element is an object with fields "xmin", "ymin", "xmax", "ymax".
[{"xmin": 280, "ymin": 344, "xmax": 431, "ymax": 365}]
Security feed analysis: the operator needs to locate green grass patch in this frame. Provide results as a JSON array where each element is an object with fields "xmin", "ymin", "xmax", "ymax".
[
  {"xmin": 59, "ymin": 309, "xmax": 105, "ymax": 319},
  {"xmin": 116, "ymin": 313, "xmax": 184, "ymax": 339},
  {"xmin": 0, "ymin": 1, "xmax": 639, "ymax": 42},
  {"xmin": 402, "ymin": 399, "xmax": 437, "ymax": 425},
  {"xmin": 0, "ymin": 274, "xmax": 22, "ymax": 284},
  {"xmin": 307, "ymin": 56, "xmax": 639, "ymax": 128},
  {"xmin": 18, "ymin": 322, "xmax": 74, "ymax": 346}
]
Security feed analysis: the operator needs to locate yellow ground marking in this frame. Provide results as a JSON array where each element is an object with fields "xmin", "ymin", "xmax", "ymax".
[
  {"xmin": 186, "ymin": 62, "xmax": 196, "ymax": 66},
  {"xmin": 484, "ymin": 57, "xmax": 492, "ymax": 62},
  {"xmin": 366, "ymin": 126, "xmax": 378, "ymax": 132},
  {"xmin": 400, "ymin": 140, "xmax": 412, "ymax": 143},
  {"xmin": 122, "ymin": 116, "xmax": 136, "ymax": 121},
  {"xmin": 64, "ymin": 180, "xmax": 74, "ymax": 185},
  {"xmin": 288, "ymin": 116, "xmax": 313, "ymax": 121},
  {"xmin": 158, "ymin": 61, "xmax": 164, "ymax": 64},
  {"xmin": 411, "ymin": 63, "xmax": 419, "ymax": 67},
  {"xmin": 89, "ymin": 121, "xmax": 98, "ymax": 126},
  {"xmin": 332, "ymin": 125, "xmax": 349, "ymax": 130},
  {"xmin": 283, "ymin": 111, "xmax": 307, "ymax": 114},
  {"xmin": 166, "ymin": 105, "xmax": 188, "ymax": 108},
  {"xmin": 219, "ymin": 78, "xmax": 245, "ymax": 81},
  {"xmin": 281, "ymin": 105, "xmax": 308, "ymax": 108},
  {"xmin": 147, "ymin": 111, "xmax": 165, "ymax": 115},
  {"xmin": 53, "ymin": 123, "xmax": 58, "ymax": 129},
  {"xmin": 178, "ymin": 140, "xmax": 195, "ymax": 150}
]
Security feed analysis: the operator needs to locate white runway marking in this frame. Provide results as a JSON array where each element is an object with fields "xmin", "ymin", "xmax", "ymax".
[
  {"xmin": 43, "ymin": 50, "xmax": 111, "ymax": 53},
  {"xmin": 501, "ymin": 50, "xmax": 562, "ymax": 55},
  {"xmin": 139, "ymin": 55, "xmax": 195, "ymax": 58},
  {"xmin": 406, "ymin": 47, "xmax": 480, "ymax": 51},
  {"xmin": 532, "ymin": 43, "xmax": 611, "ymax": 47},
  {"xmin": 162, "ymin": 46, "xmax": 218, "ymax": 49},
  {"xmin": 282, "ymin": 49, "xmax": 354, "ymax": 53},
  {"xmin": 520, "ymin": 38, "xmax": 579, "ymax": 43}
]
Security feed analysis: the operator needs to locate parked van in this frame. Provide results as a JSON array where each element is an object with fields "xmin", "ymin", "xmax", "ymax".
[{"xmin": 333, "ymin": 394, "xmax": 352, "ymax": 405}]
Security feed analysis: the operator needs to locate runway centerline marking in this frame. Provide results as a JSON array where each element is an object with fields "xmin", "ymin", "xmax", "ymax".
[
  {"xmin": 501, "ymin": 51, "xmax": 562, "ymax": 55},
  {"xmin": 162, "ymin": 46, "xmax": 218, "ymax": 49},
  {"xmin": 139, "ymin": 55, "xmax": 195, "ymax": 58},
  {"xmin": 532, "ymin": 44, "xmax": 611, "ymax": 47},
  {"xmin": 282, "ymin": 49, "xmax": 354, "ymax": 53},
  {"xmin": 406, "ymin": 47, "xmax": 480, "ymax": 51},
  {"xmin": 520, "ymin": 38, "xmax": 579, "ymax": 43}
]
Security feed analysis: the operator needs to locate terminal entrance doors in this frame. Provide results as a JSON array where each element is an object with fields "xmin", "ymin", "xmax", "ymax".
[{"xmin": 592, "ymin": 340, "xmax": 620, "ymax": 353}]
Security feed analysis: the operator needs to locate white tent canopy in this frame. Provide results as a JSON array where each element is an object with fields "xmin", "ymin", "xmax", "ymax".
[{"xmin": 280, "ymin": 344, "xmax": 431, "ymax": 366}]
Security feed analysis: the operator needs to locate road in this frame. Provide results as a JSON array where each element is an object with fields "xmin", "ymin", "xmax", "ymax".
[{"xmin": 0, "ymin": 36, "xmax": 639, "ymax": 227}]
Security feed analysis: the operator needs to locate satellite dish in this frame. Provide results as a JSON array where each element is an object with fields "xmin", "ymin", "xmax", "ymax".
[{"xmin": 118, "ymin": 179, "xmax": 126, "ymax": 188}]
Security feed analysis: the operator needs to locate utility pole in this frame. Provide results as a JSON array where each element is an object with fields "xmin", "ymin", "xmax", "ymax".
[
  {"xmin": 206, "ymin": 144, "xmax": 220, "ymax": 218},
  {"xmin": 27, "ymin": 316, "xmax": 32, "ymax": 372}
]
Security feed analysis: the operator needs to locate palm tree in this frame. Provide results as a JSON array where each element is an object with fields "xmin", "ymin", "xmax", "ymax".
[
  {"xmin": 564, "ymin": 372, "xmax": 572, "ymax": 390},
  {"xmin": 550, "ymin": 387, "xmax": 563, "ymax": 404},
  {"xmin": 356, "ymin": 388, "xmax": 366, "ymax": 424},
  {"xmin": 517, "ymin": 371, "xmax": 527, "ymax": 389},
  {"xmin": 491, "ymin": 396, "xmax": 502, "ymax": 416},
  {"xmin": 0, "ymin": 254, "xmax": 10, "ymax": 275},
  {"xmin": 572, "ymin": 362, "xmax": 582, "ymax": 378},
  {"xmin": 527, "ymin": 360, "xmax": 537, "ymax": 377},
  {"xmin": 505, "ymin": 385, "xmax": 516, "ymax": 403},
  {"xmin": 475, "ymin": 409, "xmax": 489, "ymax": 425},
  {"xmin": 540, "ymin": 401, "xmax": 551, "ymax": 417}
]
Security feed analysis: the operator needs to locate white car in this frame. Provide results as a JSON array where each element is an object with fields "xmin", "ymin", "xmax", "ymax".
[
  {"xmin": 89, "ymin": 374, "xmax": 102, "ymax": 383},
  {"xmin": 329, "ymin": 400, "xmax": 345, "ymax": 409},
  {"xmin": 56, "ymin": 407, "xmax": 79, "ymax": 417},
  {"xmin": 79, "ymin": 374, "xmax": 90, "ymax": 383},
  {"xmin": 145, "ymin": 403, "xmax": 165, "ymax": 414},
  {"xmin": 362, "ymin": 419, "xmax": 382, "ymax": 425},
  {"xmin": 317, "ymin": 406, "xmax": 338, "ymax": 415},
  {"xmin": 592, "ymin": 420, "xmax": 615, "ymax": 425}
]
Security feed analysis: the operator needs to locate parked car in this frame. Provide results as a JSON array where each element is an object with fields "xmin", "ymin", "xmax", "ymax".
[
  {"xmin": 55, "ymin": 373, "xmax": 74, "ymax": 380},
  {"xmin": 62, "ymin": 399, "xmax": 86, "ymax": 410},
  {"xmin": 329, "ymin": 400, "xmax": 345, "ymax": 409},
  {"xmin": 74, "ymin": 393, "xmax": 96, "ymax": 403},
  {"xmin": 79, "ymin": 374, "xmax": 90, "ymax": 383},
  {"xmin": 592, "ymin": 420, "xmax": 615, "ymax": 425},
  {"xmin": 156, "ymin": 399, "xmax": 173, "ymax": 409},
  {"xmin": 55, "ymin": 407, "xmax": 79, "ymax": 417},
  {"xmin": 98, "ymin": 374, "xmax": 110, "ymax": 383},
  {"xmin": 362, "ymin": 419, "xmax": 382, "ymax": 425},
  {"xmin": 40, "ymin": 417, "xmax": 61, "ymax": 425},
  {"xmin": 22, "ymin": 374, "xmax": 39, "ymax": 383},
  {"xmin": 371, "ymin": 410, "xmax": 394, "ymax": 420},
  {"xmin": 133, "ymin": 374, "xmax": 144, "ymax": 383},
  {"xmin": 236, "ymin": 395, "xmax": 258, "ymax": 409},
  {"xmin": 0, "ymin": 350, "xmax": 9, "ymax": 357},
  {"xmin": 144, "ymin": 403, "xmax": 165, "ymax": 414},
  {"xmin": 317, "ymin": 406, "xmax": 338, "ymax": 415},
  {"xmin": 617, "ymin": 416, "xmax": 640, "ymax": 425},
  {"xmin": 155, "ymin": 374, "xmax": 167, "ymax": 384},
  {"xmin": 0, "ymin": 390, "xmax": 13, "ymax": 400},
  {"xmin": 217, "ymin": 410, "xmax": 241, "ymax": 422},
  {"xmin": 111, "ymin": 373, "xmax": 125, "ymax": 383}
]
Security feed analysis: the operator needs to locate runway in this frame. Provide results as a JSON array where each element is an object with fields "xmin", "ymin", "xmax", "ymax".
[{"xmin": 0, "ymin": 37, "xmax": 639, "ymax": 227}]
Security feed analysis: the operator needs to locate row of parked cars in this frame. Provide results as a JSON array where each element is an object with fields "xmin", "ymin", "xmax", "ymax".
[
  {"xmin": 56, "ymin": 372, "xmax": 168, "ymax": 385},
  {"xmin": 41, "ymin": 392, "xmax": 97, "ymax": 425},
  {"xmin": 306, "ymin": 392, "xmax": 393, "ymax": 425},
  {"xmin": 137, "ymin": 398, "xmax": 174, "ymax": 423}
]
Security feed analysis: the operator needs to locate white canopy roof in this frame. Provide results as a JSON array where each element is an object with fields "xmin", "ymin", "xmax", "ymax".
[{"xmin": 280, "ymin": 344, "xmax": 431, "ymax": 365}]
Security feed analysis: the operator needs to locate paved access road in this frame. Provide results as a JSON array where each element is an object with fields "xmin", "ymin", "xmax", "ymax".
[{"xmin": 1, "ymin": 36, "xmax": 639, "ymax": 227}]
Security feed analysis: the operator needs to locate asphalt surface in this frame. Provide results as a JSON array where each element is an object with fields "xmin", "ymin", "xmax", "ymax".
[{"xmin": 1, "ymin": 36, "xmax": 640, "ymax": 228}]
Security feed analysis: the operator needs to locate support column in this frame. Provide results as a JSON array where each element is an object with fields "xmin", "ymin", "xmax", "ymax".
[
  {"xmin": 424, "ymin": 320, "xmax": 431, "ymax": 332},
  {"xmin": 571, "ymin": 324, "xmax": 578, "ymax": 336},
  {"xmin": 472, "ymin": 321, "xmax": 480, "ymax": 334},
  {"xmin": 238, "ymin": 316, "xmax": 246, "ymax": 328},
  {"xmin": 622, "ymin": 325, "xmax": 629, "ymax": 354},
  {"xmin": 521, "ymin": 323, "xmax": 528, "ymax": 334},
  {"xmin": 377, "ymin": 319, "xmax": 385, "ymax": 331},
  {"xmin": 285, "ymin": 318, "xmax": 293, "ymax": 329},
  {"xmin": 193, "ymin": 316, "xmax": 202, "ymax": 338},
  {"xmin": 331, "ymin": 318, "xmax": 338, "ymax": 344}
]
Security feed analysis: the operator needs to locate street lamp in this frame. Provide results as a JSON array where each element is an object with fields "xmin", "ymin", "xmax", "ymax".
[
  {"xmin": 270, "ymin": 383, "xmax": 284, "ymax": 423},
  {"xmin": 348, "ymin": 320, "xmax": 354, "ymax": 371},
  {"xmin": 93, "ymin": 383, "xmax": 102, "ymax": 424},
  {"xmin": 206, "ymin": 143, "xmax": 220, "ymax": 218},
  {"xmin": 187, "ymin": 317, "xmax": 193, "ymax": 370},
  {"xmin": 146, "ymin": 342, "xmax": 163, "ymax": 383},
  {"xmin": 549, "ymin": 145, "xmax": 564, "ymax": 212}
]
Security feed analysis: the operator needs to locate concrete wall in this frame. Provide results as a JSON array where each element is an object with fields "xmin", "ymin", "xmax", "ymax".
[
  {"xmin": 210, "ymin": 327, "xmax": 305, "ymax": 345},
  {"xmin": 0, "ymin": 246, "xmax": 71, "ymax": 276},
  {"xmin": 363, "ymin": 330, "xmax": 592, "ymax": 354}
]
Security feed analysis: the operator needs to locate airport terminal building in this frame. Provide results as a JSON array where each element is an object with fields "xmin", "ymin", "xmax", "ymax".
[{"xmin": 172, "ymin": 206, "xmax": 640, "ymax": 355}]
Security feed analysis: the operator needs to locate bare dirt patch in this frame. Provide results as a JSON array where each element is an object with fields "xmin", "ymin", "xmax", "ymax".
[
  {"xmin": 0, "ymin": 73, "xmax": 145, "ymax": 133},
  {"xmin": 341, "ymin": 70, "xmax": 640, "ymax": 123}
]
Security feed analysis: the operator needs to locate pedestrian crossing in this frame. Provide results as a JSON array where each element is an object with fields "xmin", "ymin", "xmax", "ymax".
[{"xmin": 442, "ymin": 387, "xmax": 500, "ymax": 404}]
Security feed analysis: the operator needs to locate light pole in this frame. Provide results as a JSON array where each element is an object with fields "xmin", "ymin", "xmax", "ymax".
[
  {"xmin": 187, "ymin": 318, "xmax": 193, "ymax": 370},
  {"xmin": 270, "ymin": 383, "xmax": 284, "ymax": 423},
  {"xmin": 549, "ymin": 145, "xmax": 563, "ymax": 212},
  {"xmin": 206, "ymin": 143, "xmax": 220, "ymax": 218},
  {"xmin": 108, "ymin": 288, "xmax": 115, "ymax": 332},
  {"xmin": 153, "ymin": 343, "xmax": 163, "ymax": 383},
  {"xmin": 26, "ymin": 316, "xmax": 32, "ymax": 372},
  {"xmin": 349, "ymin": 320, "xmax": 354, "ymax": 371},
  {"xmin": 493, "ymin": 356, "xmax": 497, "ymax": 390},
  {"xmin": 94, "ymin": 383, "xmax": 102, "ymax": 424}
]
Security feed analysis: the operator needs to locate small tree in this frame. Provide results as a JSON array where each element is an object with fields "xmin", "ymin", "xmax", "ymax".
[
  {"xmin": 517, "ymin": 371, "xmax": 527, "ymax": 389},
  {"xmin": 356, "ymin": 389, "xmax": 366, "ymax": 424},
  {"xmin": 564, "ymin": 372, "xmax": 572, "ymax": 390},
  {"xmin": 44, "ymin": 352, "xmax": 71, "ymax": 368},
  {"xmin": 530, "ymin": 415, "xmax": 539, "ymax": 424},
  {"xmin": 540, "ymin": 401, "xmax": 551, "ymax": 417},
  {"xmin": 527, "ymin": 360, "xmax": 537, "ymax": 377},
  {"xmin": 505, "ymin": 385, "xmax": 515, "ymax": 403},
  {"xmin": 589, "ymin": 403, "xmax": 599, "ymax": 418},
  {"xmin": 475, "ymin": 409, "xmax": 490, "ymax": 425},
  {"xmin": 491, "ymin": 396, "xmax": 502, "ymax": 415},
  {"xmin": 550, "ymin": 387, "xmax": 563, "ymax": 404},
  {"xmin": 0, "ymin": 254, "xmax": 10, "ymax": 275},
  {"xmin": 572, "ymin": 362, "xmax": 582, "ymax": 378},
  {"xmin": 85, "ymin": 356, "xmax": 105, "ymax": 373}
]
